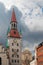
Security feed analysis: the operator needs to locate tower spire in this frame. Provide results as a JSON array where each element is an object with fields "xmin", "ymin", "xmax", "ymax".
[
  {"xmin": 11, "ymin": 8, "xmax": 17, "ymax": 22},
  {"xmin": 8, "ymin": 8, "xmax": 21, "ymax": 38}
]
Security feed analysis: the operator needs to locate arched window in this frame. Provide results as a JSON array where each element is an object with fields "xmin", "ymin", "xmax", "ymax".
[{"xmin": 0, "ymin": 57, "xmax": 2, "ymax": 65}]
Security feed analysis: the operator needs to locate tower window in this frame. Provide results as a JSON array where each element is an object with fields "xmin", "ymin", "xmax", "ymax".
[
  {"xmin": 17, "ymin": 55, "xmax": 19, "ymax": 58},
  {"xmin": 14, "ymin": 31, "xmax": 16, "ymax": 34},
  {"xmin": 12, "ymin": 54, "xmax": 14, "ymax": 57},
  {"xmin": 12, "ymin": 43, "xmax": 14, "ymax": 46},
  {"xmin": 12, "ymin": 59, "xmax": 14, "ymax": 63},
  {"xmin": 12, "ymin": 24, "xmax": 13, "ymax": 26},
  {"xmin": 14, "ymin": 24, "xmax": 15, "ymax": 27},
  {"xmin": 0, "ymin": 57, "xmax": 2, "ymax": 65},
  {"xmin": 17, "ymin": 49, "xmax": 19, "ymax": 52},
  {"xmin": 17, "ymin": 43, "xmax": 19, "ymax": 46},
  {"xmin": 15, "ymin": 60, "xmax": 16, "ymax": 63},
  {"xmin": 12, "ymin": 49, "xmax": 14, "ymax": 52},
  {"xmin": 17, "ymin": 60, "xmax": 19, "ymax": 63}
]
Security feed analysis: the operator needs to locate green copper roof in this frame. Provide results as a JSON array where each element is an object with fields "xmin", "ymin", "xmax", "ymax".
[
  {"xmin": 20, "ymin": 28, "xmax": 22, "ymax": 35},
  {"xmin": 6, "ymin": 39, "xmax": 9, "ymax": 48},
  {"xmin": 7, "ymin": 27, "xmax": 10, "ymax": 35}
]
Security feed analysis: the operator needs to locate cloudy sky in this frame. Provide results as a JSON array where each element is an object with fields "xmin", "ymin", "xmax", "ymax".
[{"xmin": 0, "ymin": 0, "xmax": 43, "ymax": 55}]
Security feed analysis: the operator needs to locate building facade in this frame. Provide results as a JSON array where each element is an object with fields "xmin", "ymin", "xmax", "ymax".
[
  {"xmin": 21, "ymin": 49, "xmax": 32, "ymax": 65},
  {"xmin": 35, "ymin": 42, "xmax": 43, "ymax": 65},
  {"xmin": 30, "ymin": 46, "xmax": 37, "ymax": 65},
  {"xmin": 8, "ymin": 9, "xmax": 22, "ymax": 65},
  {"xmin": 0, "ymin": 44, "xmax": 9, "ymax": 65}
]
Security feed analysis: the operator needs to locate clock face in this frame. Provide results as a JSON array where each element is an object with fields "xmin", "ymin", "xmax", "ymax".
[{"xmin": 13, "ymin": 39, "xmax": 17, "ymax": 43}]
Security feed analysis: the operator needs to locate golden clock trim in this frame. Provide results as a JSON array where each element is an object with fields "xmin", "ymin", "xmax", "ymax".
[{"xmin": 13, "ymin": 39, "xmax": 17, "ymax": 43}]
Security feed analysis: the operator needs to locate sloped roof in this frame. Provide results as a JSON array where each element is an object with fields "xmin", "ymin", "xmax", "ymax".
[
  {"xmin": 11, "ymin": 8, "xmax": 17, "ymax": 22},
  {"xmin": 8, "ymin": 29, "xmax": 20, "ymax": 38}
]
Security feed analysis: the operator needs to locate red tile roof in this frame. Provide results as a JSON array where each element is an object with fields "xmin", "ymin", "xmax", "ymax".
[
  {"xmin": 8, "ymin": 29, "xmax": 20, "ymax": 38},
  {"xmin": 11, "ymin": 8, "xmax": 17, "ymax": 22},
  {"xmin": 8, "ymin": 8, "xmax": 21, "ymax": 38}
]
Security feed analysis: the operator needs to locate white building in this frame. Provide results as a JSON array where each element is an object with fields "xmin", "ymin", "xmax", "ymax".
[
  {"xmin": 30, "ymin": 47, "xmax": 37, "ymax": 65},
  {"xmin": 30, "ymin": 59, "xmax": 37, "ymax": 65},
  {"xmin": 0, "ymin": 44, "xmax": 9, "ymax": 65},
  {"xmin": 21, "ymin": 48, "xmax": 32, "ymax": 65}
]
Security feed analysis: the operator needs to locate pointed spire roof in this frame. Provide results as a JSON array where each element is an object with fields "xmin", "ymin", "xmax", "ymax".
[
  {"xmin": 8, "ymin": 8, "xmax": 21, "ymax": 38},
  {"xmin": 11, "ymin": 8, "xmax": 17, "ymax": 22}
]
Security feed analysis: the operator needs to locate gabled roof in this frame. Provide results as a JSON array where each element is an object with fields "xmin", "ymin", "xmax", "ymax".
[
  {"xmin": 11, "ymin": 8, "xmax": 17, "ymax": 22},
  {"xmin": 8, "ymin": 29, "xmax": 21, "ymax": 38}
]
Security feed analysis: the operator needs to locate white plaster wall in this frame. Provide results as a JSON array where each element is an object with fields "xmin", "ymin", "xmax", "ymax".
[
  {"xmin": 8, "ymin": 37, "xmax": 22, "ymax": 65},
  {"xmin": 0, "ymin": 45, "xmax": 3, "ymax": 52},
  {"xmin": 30, "ymin": 59, "xmax": 37, "ymax": 65},
  {"xmin": 0, "ymin": 53, "xmax": 9, "ymax": 65}
]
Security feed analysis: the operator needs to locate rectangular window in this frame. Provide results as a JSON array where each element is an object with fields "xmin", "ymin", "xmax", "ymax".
[
  {"xmin": 15, "ymin": 60, "xmax": 16, "ymax": 63},
  {"xmin": 38, "ymin": 62, "xmax": 43, "ymax": 65},
  {"xmin": 17, "ymin": 60, "xmax": 19, "ymax": 63},
  {"xmin": 0, "ymin": 58, "xmax": 1, "ymax": 65},
  {"xmin": 12, "ymin": 49, "xmax": 14, "ymax": 52},
  {"xmin": 12, "ymin": 43, "xmax": 14, "ymax": 46},
  {"xmin": 17, "ymin": 55, "xmax": 19, "ymax": 58},
  {"xmin": 12, "ymin": 59, "xmax": 14, "ymax": 63},
  {"xmin": 17, "ymin": 49, "xmax": 19, "ymax": 52},
  {"xmin": 17, "ymin": 43, "xmax": 19, "ymax": 46},
  {"xmin": 12, "ymin": 54, "xmax": 14, "ymax": 57},
  {"xmin": 14, "ymin": 24, "xmax": 15, "ymax": 27}
]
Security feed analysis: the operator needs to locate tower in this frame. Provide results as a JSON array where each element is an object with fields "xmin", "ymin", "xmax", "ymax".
[{"xmin": 8, "ymin": 8, "xmax": 22, "ymax": 65}]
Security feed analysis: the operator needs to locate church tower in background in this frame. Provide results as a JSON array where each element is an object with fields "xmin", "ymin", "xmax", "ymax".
[{"xmin": 7, "ymin": 8, "xmax": 22, "ymax": 65}]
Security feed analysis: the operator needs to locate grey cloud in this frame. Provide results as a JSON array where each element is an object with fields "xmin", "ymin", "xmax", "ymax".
[
  {"xmin": 0, "ymin": 2, "xmax": 43, "ymax": 56},
  {"xmin": 0, "ymin": 2, "xmax": 22, "ymax": 46}
]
